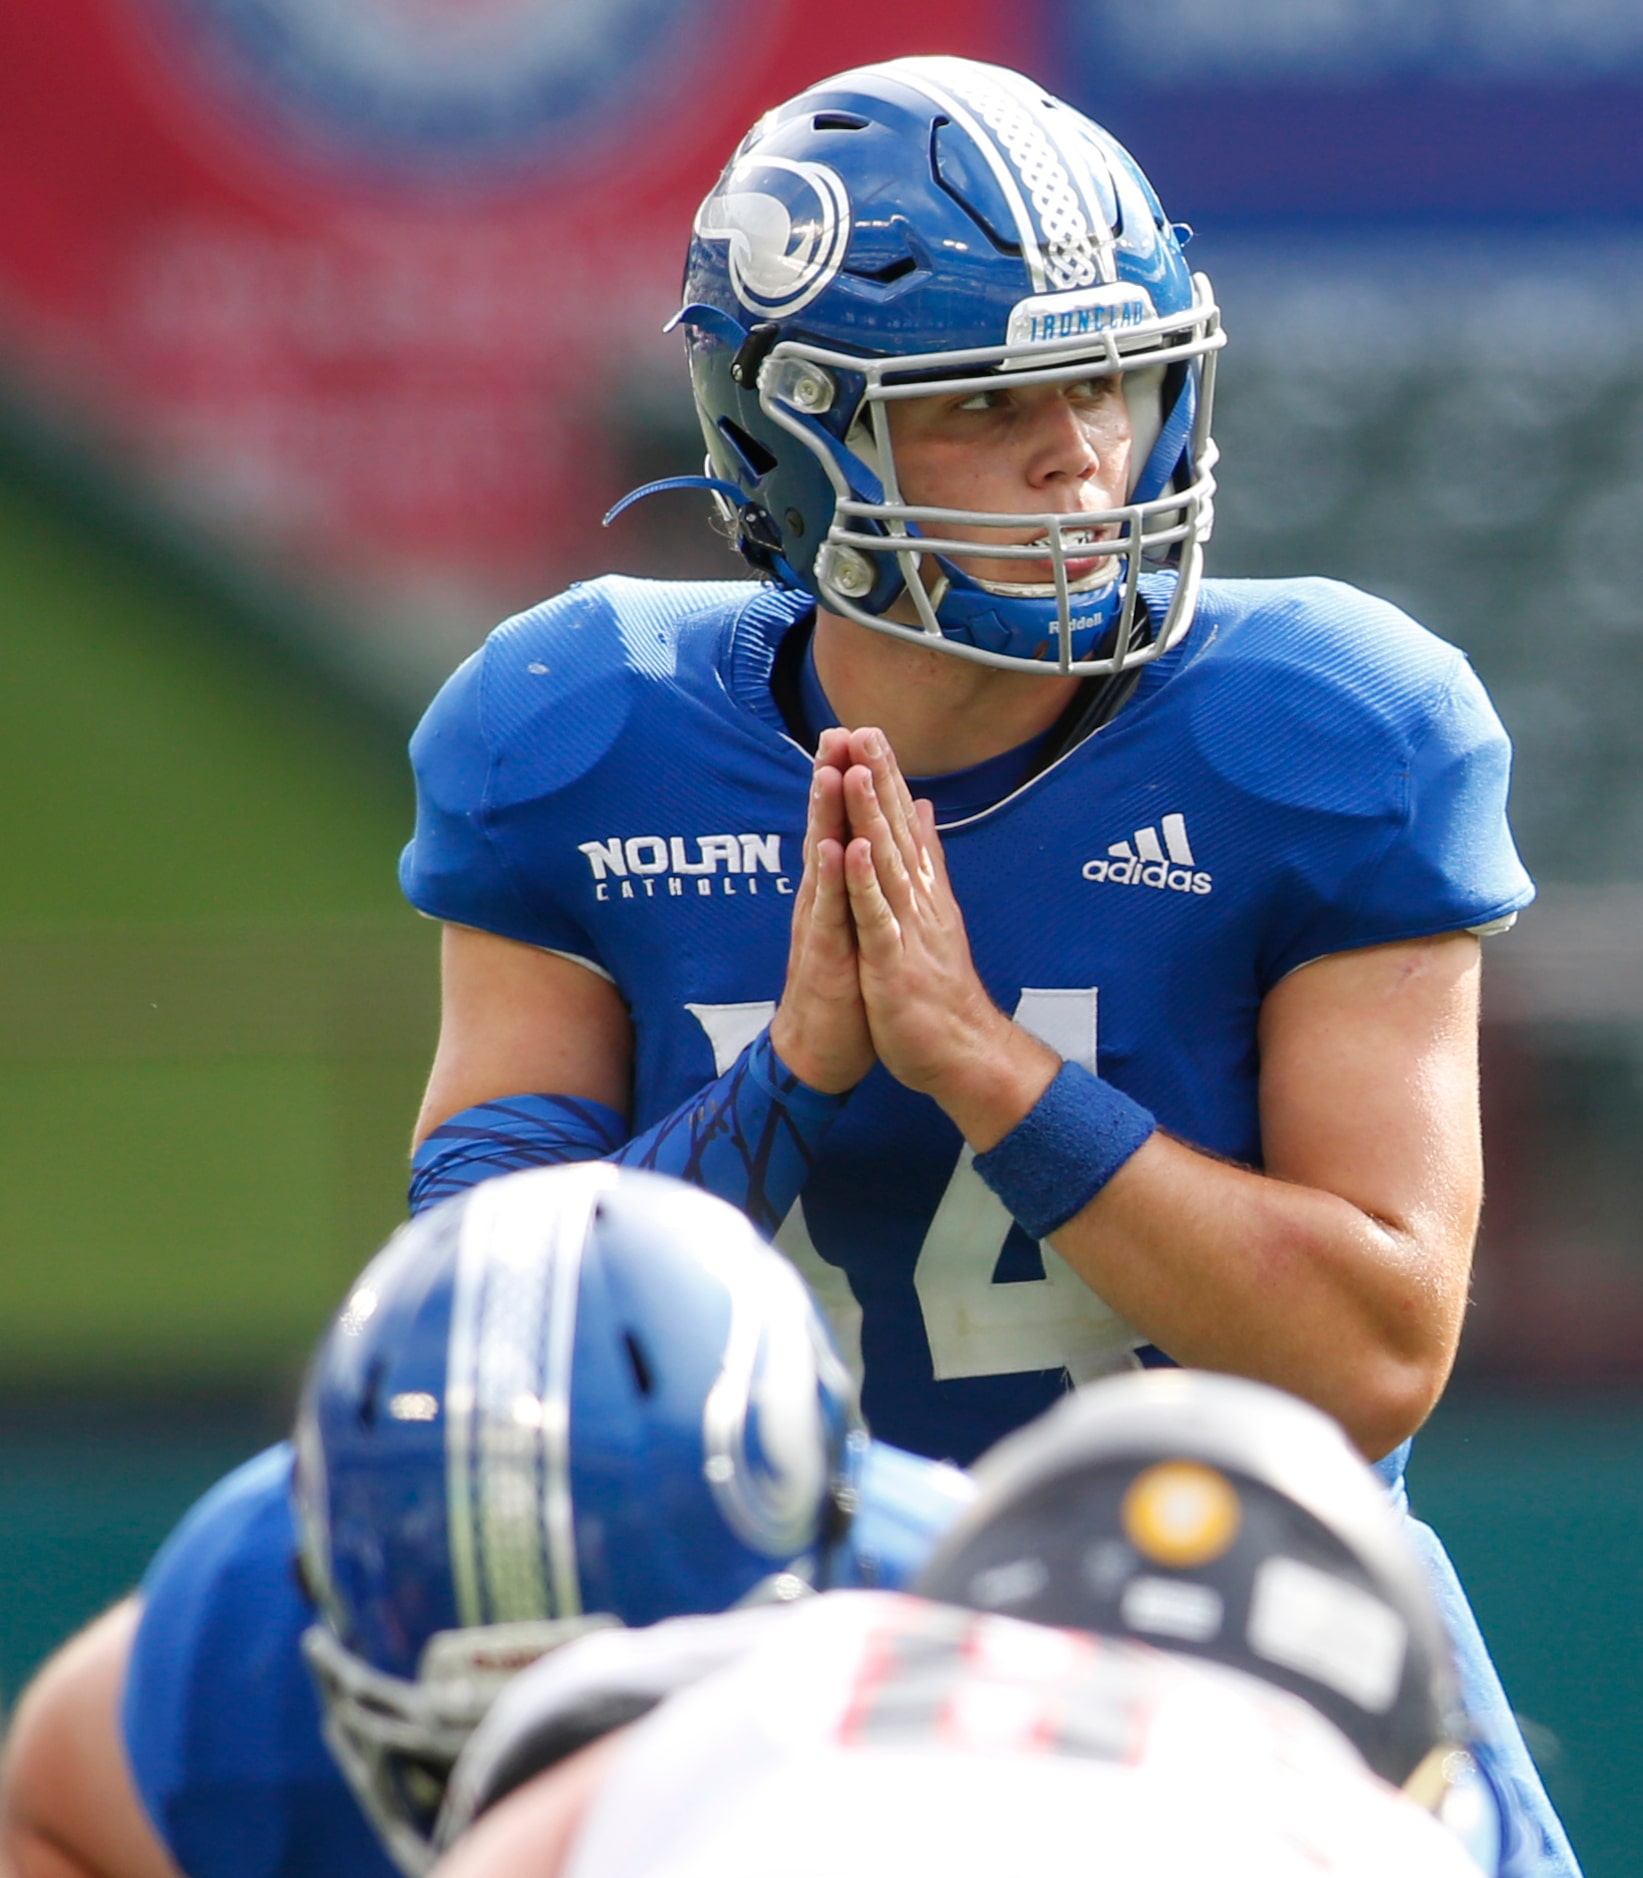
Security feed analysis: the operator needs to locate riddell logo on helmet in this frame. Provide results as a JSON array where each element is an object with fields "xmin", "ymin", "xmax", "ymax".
[{"xmin": 1083, "ymin": 814, "xmax": 1212, "ymax": 895}]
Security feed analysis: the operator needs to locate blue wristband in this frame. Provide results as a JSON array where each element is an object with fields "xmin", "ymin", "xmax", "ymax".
[{"xmin": 972, "ymin": 1061, "xmax": 1156, "ymax": 1240}]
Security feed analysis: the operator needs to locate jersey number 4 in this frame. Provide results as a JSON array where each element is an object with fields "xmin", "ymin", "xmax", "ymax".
[{"xmin": 686, "ymin": 992, "xmax": 1143, "ymax": 1388}]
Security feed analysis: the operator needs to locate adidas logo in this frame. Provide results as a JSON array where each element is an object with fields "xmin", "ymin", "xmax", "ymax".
[{"xmin": 1082, "ymin": 813, "xmax": 1212, "ymax": 895}]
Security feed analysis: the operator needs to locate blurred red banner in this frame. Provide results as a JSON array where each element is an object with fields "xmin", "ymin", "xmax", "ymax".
[{"xmin": 0, "ymin": 1, "xmax": 1016, "ymax": 645}]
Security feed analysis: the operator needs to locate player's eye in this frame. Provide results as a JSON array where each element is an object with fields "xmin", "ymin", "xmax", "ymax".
[{"xmin": 955, "ymin": 386, "xmax": 1007, "ymax": 412}]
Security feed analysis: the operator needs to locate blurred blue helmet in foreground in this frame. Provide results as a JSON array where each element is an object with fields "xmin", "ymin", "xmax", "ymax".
[
  {"xmin": 670, "ymin": 56, "xmax": 1224, "ymax": 675},
  {"xmin": 294, "ymin": 1162, "xmax": 863, "ymax": 1873}
]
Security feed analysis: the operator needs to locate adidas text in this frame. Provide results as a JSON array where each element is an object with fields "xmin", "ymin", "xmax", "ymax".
[
  {"xmin": 1082, "ymin": 856, "xmax": 1212, "ymax": 894},
  {"xmin": 1083, "ymin": 812, "xmax": 1211, "ymax": 895}
]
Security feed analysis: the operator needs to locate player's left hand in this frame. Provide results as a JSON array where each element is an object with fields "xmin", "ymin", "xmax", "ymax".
[
  {"xmin": 839, "ymin": 728, "xmax": 1057, "ymax": 1141},
  {"xmin": 769, "ymin": 728, "xmax": 877, "ymax": 1093}
]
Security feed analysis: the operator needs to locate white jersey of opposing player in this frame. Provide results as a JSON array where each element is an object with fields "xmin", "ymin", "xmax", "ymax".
[{"xmin": 451, "ymin": 1590, "xmax": 1482, "ymax": 1878}]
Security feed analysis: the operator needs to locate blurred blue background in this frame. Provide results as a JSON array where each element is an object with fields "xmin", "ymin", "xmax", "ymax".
[{"xmin": 0, "ymin": 2, "xmax": 1637, "ymax": 1871}]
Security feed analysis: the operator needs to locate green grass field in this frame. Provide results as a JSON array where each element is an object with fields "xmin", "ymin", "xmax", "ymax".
[{"xmin": 0, "ymin": 427, "xmax": 437, "ymax": 1387}]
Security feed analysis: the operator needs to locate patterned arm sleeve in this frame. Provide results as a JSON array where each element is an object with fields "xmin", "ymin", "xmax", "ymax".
[{"xmin": 409, "ymin": 1031, "xmax": 848, "ymax": 1235}]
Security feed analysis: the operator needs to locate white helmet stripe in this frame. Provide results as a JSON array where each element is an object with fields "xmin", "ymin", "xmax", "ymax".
[
  {"xmin": 881, "ymin": 58, "xmax": 1116, "ymax": 295},
  {"xmin": 541, "ymin": 1165, "xmax": 610, "ymax": 1618},
  {"xmin": 445, "ymin": 1163, "xmax": 618, "ymax": 1626},
  {"xmin": 1034, "ymin": 103, "xmax": 1121, "ymax": 289},
  {"xmin": 884, "ymin": 64, "xmax": 1049, "ymax": 294},
  {"xmin": 444, "ymin": 1188, "xmax": 486, "ymax": 1627}
]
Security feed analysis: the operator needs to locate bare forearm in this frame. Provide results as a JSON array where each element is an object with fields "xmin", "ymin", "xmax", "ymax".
[
  {"xmin": 0, "ymin": 1604, "xmax": 181, "ymax": 1878},
  {"xmin": 0, "ymin": 1825, "xmax": 113, "ymax": 1878},
  {"xmin": 918, "ymin": 918, "xmax": 1483, "ymax": 1457},
  {"xmin": 925, "ymin": 1015, "xmax": 1468, "ymax": 1458},
  {"xmin": 1043, "ymin": 1132, "xmax": 1468, "ymax": 1458}
]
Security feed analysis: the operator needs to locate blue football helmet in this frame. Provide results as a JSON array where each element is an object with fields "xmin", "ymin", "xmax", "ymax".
[
  {"xmin": 293, "ymin": 1162, "xmax": 864, "ymax": 1874},
  {"xmin": 663, "ymin": 56, "xmax": 1223, "ymax": 675}
]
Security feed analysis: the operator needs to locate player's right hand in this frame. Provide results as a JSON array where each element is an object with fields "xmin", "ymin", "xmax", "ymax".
[{"xmin": 769, "ymin": 729, "xmax": 877, "ymax": 1094}]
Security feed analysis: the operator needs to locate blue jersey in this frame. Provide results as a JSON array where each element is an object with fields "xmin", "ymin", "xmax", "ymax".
[
  {"xmin": 402, "ymin": 573, "xmax": 1533, "ymax": 1466},
  {"xmin": 120, "ymin": 1440, "xmax": 973, "ymax": 1878},
  {"xmin": 122, "ymin": 1447, "xmax": 391, "ymax": 1878}
]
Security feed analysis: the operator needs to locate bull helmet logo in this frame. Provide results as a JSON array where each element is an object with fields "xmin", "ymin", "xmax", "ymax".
[
  {"xmin": 695, "ymin": 155, "xmax": 852, "ymax": 319},
  {"xmin": 701, "ymin": 1252, "xmax": 852, "ymax": 1558}
]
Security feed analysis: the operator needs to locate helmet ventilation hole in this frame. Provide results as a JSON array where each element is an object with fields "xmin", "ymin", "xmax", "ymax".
[
  {"xmin": 718, "ymin": 418, "xmax": 777, "ymax": 481},
  {"xmin": 848, "ymin": 254, "xmax": 919, "ymax": 285},
  {"xmin": 623, "ymin": 1330, "xmax": 655, "ymax": 1397},
  {"xmin": 358, "ymin": 1355, "xmax": 386, "ymax": 1431}
]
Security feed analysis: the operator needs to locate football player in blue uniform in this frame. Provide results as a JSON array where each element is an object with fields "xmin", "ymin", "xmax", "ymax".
[
  {"xmin": 397, "ymin": 57, "xmax": 1573, "ymax": 1875},
  {"xmin": 0, "ymin": 1165, "xmax": 973, "ymax": 1878},
  {"xmin": 430, "ymin": 1372, "xmax": 1534, "ymax": 1878}
]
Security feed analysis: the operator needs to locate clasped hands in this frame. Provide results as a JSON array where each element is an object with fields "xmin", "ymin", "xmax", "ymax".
[{"xmin": 768, "ymin": 726, "xmax": 1057, "ymax": 1143}]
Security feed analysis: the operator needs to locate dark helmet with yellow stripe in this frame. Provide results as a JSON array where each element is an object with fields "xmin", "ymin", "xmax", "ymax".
[{"xmin": 912, "ymin": 1369, "xmax": 1458, "ymax": 1788}]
